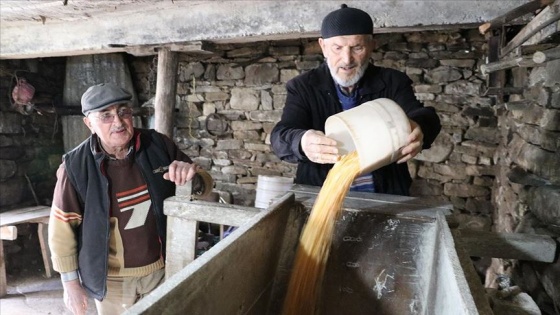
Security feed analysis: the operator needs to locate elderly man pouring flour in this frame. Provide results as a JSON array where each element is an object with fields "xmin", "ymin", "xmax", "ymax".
[{"xmin": 271, "ymin": 3, "xmax": 441, "ymax": 196}]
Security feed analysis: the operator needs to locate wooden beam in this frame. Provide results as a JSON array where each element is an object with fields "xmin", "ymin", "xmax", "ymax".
[
  {"xmin": 124, "ymin": 41, "xmax": 216, "ymax": 57},
  {"xmin": 501, "ymin": 9, "xmax": 560, "ymax": 57},
  {"xmin": 1, "ymin": 1, "xmax": 529, "ymax": 59},
  {"xmin": 34, "ymin": 105, "xmax": 154, "ymax": 116},
  {"xmin": 533, "ymin": 45, "xmax": 560, "ymax": 63},
  {"xmin": 453, "ymin": 229, "xmax": 557, "ymax": 262},
  {"xmin": 0, "ymin": 240, "xmax": 5, "ymax": 297},
  {"xmin": 0, "ymin": 226, "xmax": 17, "ymax": 241},
  {"xmin": 505, "ymin": 99, "xmax": 534, "ymax": 110},
  {"xmin": 0, "ymin": 206, "xmax": 50, "ymax": 226},
  {"xmin": 481, "ymin": 87, "xmax": 524, "ymax": 96},
  {"xmin": 164, "ymin": 198, "xmax": 261, "ymax": 227},
  {"xmin": 154, "ymin": 48, "xmax": 178, "ymax": 138},
  {"xmin": 479, "ymin": 0, "xmax": 554, "ymax": 35},
  {"xmin": 519, "ymin": 42, "xmax": 557, "ymax": 54},
  {"xmin": 480, "ymin": 56, "xmax": 538, "ymax": 75}
]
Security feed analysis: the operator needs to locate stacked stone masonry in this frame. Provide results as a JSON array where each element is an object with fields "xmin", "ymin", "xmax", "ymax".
[
  {"xmin": 0, "ymin": 58, "xmax": 66, "ymax": 209},
  {"xmin": 0, "ymin": 58, "xmax": 66, "ymax": 279},
  {"xmin": 493, "ymin": 61, "xmax": 560, "ymax": 313},
  {"xmin": 130, "ymin": 30, "xmax": 500, "ymax": 216}
]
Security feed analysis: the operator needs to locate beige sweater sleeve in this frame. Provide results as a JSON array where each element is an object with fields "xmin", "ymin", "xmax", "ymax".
[{"xmin": 48, "ymin": 164, "xmax": 82, "ymax": 273}]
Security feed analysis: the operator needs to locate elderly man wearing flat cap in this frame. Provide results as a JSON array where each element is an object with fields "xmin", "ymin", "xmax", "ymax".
[
  {"xmin": 48, "ymin": 83, "xmax": 212, "ymax": 315},
  {"xmin": 271, "ymin": 4, "xmax": 441, "ymax": 195}
]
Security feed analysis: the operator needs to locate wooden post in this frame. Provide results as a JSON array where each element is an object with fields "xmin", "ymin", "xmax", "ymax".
[
  {"xmin": 0, "ymin": 237, "xmax": 6, "ymax": 297},
  {"xmin": 165, "ymin": 217, "xmax": 199, "ymax": 279},
  {"xmin": 154, "ymin": 48, "xmax": 178, "ymax": 138},
  {"xmin": 37, "ymin": 222, "xmax": 54, "ymax": 278},
  {"xmin": 486, "ymin": 35, "xmax": 506, "ymax": 102}
]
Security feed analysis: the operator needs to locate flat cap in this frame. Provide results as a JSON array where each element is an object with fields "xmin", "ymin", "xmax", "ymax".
[
  {"xmin": 321, "ymin": 4, "xmax": 373, "ymax": 39},
  {"xmin": 81, "ymin": 83, "xmax": 132, "ymax": 115}
]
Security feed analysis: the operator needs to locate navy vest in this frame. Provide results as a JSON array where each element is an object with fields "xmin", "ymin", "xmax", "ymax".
[{"xmin": 63, "ymin": 129, "xmax": 175, "ymax": 300}]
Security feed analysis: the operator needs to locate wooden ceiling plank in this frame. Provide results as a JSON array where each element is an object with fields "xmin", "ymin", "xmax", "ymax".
[
  {"xmin": 1, "ymin": 1, "xmax": 530, "ymax": 59},
  {"xmin": 124, "ymin": 41, "xmax": 216, "ymax": 57},
  {"xmin": 500, "ymin": 5, "xmax": 560, "ymax": 57},
  {"xmin": 479, "ymin": 0, "xmax": 554, "ymax": 35}
]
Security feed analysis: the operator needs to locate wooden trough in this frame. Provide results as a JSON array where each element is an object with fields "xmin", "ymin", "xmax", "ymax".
[{"xmin": 126, "ymin": 185, "xmax": 493, "ymax": 315}]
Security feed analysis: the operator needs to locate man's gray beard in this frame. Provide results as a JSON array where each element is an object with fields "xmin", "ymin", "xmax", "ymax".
[{"xmin": 329, "ymin": 62, "xmax": 369, "ymax": 88}]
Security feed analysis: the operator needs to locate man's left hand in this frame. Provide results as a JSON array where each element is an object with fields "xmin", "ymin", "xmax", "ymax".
[
  {"xmin": 397, "ymin": 119, "xmax": 424, "ymax": 164},
  {"xmin": 163, "ymin": 161, "xmax": 199, "ymax": 185}
]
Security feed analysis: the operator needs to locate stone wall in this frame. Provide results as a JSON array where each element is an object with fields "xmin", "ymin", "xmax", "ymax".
[
  {"xmin": 0, "ymin": 59, "xmax": 65, "ymax": 209},
  {"xmin": 131, "ymin": 29, "xmax": 498, "ymax": 216},
  {"xmin": 491, "ymin": 61, "xmax": 560, "ymax": 313},
  {"xmin": 0, "ymin": 59, "xmax": 66, "ymax": 278}
]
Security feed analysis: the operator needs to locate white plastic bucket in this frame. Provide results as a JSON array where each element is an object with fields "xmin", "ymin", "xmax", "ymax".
[
  {"xmin": 325, "ymin": 98, "xmax": 411, "ymax": 174},
  {"xmin": 255, "ymin": 175, "xmax": 294, "ymax": 209}
]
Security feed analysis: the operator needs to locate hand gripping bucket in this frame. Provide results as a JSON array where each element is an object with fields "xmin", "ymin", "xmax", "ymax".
[{"xmin": 325, "ymin": 98, "xmax": 411, "ymax": 174}]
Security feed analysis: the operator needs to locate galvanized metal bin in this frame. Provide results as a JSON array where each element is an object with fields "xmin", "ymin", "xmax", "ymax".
[{"xmin": 126, "ymin": 185, "xmax": 491, "ymax": 315}]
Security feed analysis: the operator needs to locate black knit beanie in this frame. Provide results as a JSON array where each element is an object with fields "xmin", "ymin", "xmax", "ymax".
[{"xmin": 321, "ymin": 4, "xmax": 373, "ymax": 39}]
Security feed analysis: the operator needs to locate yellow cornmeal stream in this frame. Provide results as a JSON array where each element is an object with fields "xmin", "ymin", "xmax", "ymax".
[{"xmin": 282, "ymin": 151, "xmax": 361, "ymax": 315}]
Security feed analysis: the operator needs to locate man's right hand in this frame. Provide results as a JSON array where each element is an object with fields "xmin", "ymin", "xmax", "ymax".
[
  {"xmin": 62, "ymin": 279, "xmax": 88, "ymax": 315},
  {"xmin": 301, "ymin": 130, "xmax": 340, "ymax": 164}
]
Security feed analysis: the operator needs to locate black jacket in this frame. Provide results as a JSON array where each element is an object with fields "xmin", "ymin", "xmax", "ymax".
[
  {"xmin": 63, "ymin": 129, "xmax": 176, "ymax": 300},
  {"xmin": 270, "ymin": 63, "xmax": 441, "ymax": 195}
]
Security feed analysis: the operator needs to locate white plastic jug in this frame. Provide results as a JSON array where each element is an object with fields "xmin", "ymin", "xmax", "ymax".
[
  {"xmin": 325, "ymin": 98, "xmax": 411, "ymax": 174},
  {"xmin": 254, "ymin": 175, "xmax": 294, "ymax": 209}
]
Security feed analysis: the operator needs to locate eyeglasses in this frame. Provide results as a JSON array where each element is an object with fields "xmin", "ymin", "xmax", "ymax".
[{"xmin": 92, "ymin": 107, "xmax": 133, "ymax": 123}]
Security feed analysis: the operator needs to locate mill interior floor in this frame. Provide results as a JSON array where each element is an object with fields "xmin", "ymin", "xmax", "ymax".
[{"xmin": 1, "ymin": 268, "xmax": 97, "ymax": 315}]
